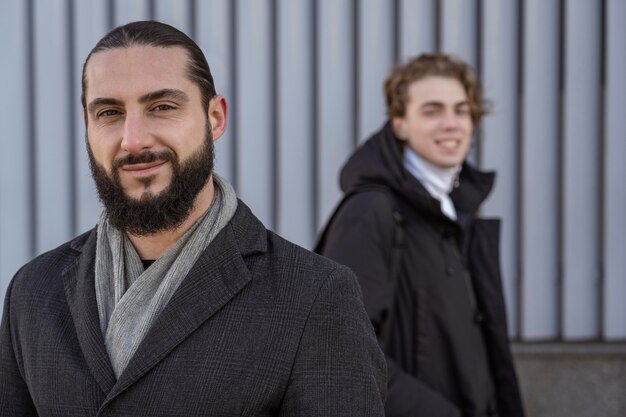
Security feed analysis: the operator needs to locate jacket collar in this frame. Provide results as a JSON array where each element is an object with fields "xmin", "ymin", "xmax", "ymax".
[
  {"xmin": 340, "ymin": 121, "xmax": 495, "ymax": 219},
  {"xmin": 62, "ymin": 200, "xmax": 266, "ymax": 402}
]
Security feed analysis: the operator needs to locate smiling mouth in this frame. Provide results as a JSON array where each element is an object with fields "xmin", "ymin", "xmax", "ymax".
[
  {"xmin": 121, "ymin": 160, "xmax": 167, "ymax": 176},
  {"xmin": 435, "ymin": 138, "xmax": 461, "ymax": 149}
]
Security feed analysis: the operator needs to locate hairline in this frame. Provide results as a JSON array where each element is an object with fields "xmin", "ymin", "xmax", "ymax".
[
  {"xmin": 82, "ymin": 44, "xmax": 200, "ymax": 110},
  {"xmin": 384, "ymin": 54, "xmax": 487, "ymax": 126}
]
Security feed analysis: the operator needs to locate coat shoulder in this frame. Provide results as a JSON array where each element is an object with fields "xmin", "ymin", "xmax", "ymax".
[
  {"xmin": 8, "ymin": 229, "xmax": 93, "ymax": 298},
  {"xmin": 265, "ymin": 230, "xmax": 356, "ymax": 284},
  {"xmin": 231, "ymin": 201, "xmax": 358, "ymax": 300},
  {"xmin": 327, "ymin": 189, "xmax": 399, "ymax": 243},
  {"xmin": 339, "ymin": 189, "xmax": 397, "ymax": 220}
]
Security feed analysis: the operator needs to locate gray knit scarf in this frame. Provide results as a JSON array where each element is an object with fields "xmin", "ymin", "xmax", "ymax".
[{"xmin": 95, "ymin": 175, "xmax": 238, "ymax": 378}]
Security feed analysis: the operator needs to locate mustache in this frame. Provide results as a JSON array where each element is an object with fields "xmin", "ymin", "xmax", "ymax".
[{"xmin": 112, "ymin": 150, "xmax": 176, "ymax": 170}]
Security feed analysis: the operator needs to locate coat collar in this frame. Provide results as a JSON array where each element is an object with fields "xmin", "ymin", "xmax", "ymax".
[
  {"xmin": 62, "ymin": 200, "xmax": 266, "ymax": 402},
  {"xmin": 63, "ymin": 229, "xmax": 116, "ymax": 394},
  {"xmin": 340, "ymin": 121, "xmax": 496, "ymax": 219}
]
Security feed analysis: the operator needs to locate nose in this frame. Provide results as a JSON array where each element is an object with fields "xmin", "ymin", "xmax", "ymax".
[
  {"xmin": 441, "ymin": 111, "xmax": 461, "ymax": 130},
  {"xmin": 121, "ymin": 112, "xmax": 154, "ymax": 154}
]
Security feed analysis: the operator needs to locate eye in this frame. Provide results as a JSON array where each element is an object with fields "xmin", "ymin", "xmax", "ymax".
[
  {"xmin": 422, "ymin": 108, "xmax": 441, "ymax": 117},
  {"xmin": 456, "ymin": 106, "xmax": 471, "ymax": 116},
  {"xmin": 152, "ymin": 104, "xmax": 176, "ymax": 112},
  {"xmin": 97, "ymin": 109, "xmax": 121, "ymax": 118}
]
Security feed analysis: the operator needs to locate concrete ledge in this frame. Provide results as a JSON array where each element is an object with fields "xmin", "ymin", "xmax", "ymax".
[
  {"xmin": 513, "ymin": 341, "xmax": 626, "ymax": 356},
  {"xmin": 511, "ymin": 343, "xmax": 626, "ymax": 417}
]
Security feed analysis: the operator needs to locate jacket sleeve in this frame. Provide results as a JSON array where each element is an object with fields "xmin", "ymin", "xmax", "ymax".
[
  {"xmin": 319, "ymin": 192, "xmax": 461, "ymax": 417},
  {"xmin": 0, "ymin": 277, "xmax": 39, "ymax": 416},
  {"xmin": 278, "ymin": 266, "xmax": 387, "ymax": 416}
]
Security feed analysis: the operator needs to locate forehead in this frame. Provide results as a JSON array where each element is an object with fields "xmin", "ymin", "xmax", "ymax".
[
  {"xmin": 85, "ymin": 46, "xmax": 194, "ymax": 101},
  {"xmin": 406, "ymin": 76, "xmax": 468, "ymax": 104}
]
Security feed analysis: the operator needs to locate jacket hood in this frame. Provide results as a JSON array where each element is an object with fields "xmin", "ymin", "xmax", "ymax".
[{"xmin": 339, "ymin": 121, "xmax": 496, "ymax": 217}]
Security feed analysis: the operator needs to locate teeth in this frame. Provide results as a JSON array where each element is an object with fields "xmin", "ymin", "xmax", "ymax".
[{"xmin": 438, "ymin": 140, "xmax": 458, "ymax": 149}]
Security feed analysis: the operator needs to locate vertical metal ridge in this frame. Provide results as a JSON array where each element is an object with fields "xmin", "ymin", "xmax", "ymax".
[
  {"xmin": 270, "ymin": 0, "xmax": 278, "ymax": 231},
  {"xmin": 556, "ymin": 0, "xmax": 565, "ymax": 342},
  {"xmin": 515, "ymin": 0, "xmax": 525, "ymax": 342},
  {"xmin": 188, "ymin": 0, "xmax": 196, "ymax": 40},
  {"xmin": 598, "ymin": 0, "xmax": 607, "ymax": 341},
  {"xmin": 392, "ymin": 0, "xmax": 400, "ymax": 63},
  {"xmin": 311, "ymin": 0, "xmax": 320, "ymax": 237},
  {"xmin": 108, "ymin": 0, "xmax": 116, "ymax": 29},
  {"xmin": 511, "ymin": 0, "xmax": 521, "ymax": 341},
  {"xmin": 230, "ymin": 0, "xmax": 239, "ymax": 191},
  {"xmin": 353, "ymin": 0, "xmax": 360, "ymax": 146},
  {"xmin": 26, "ymin": 0, "xmax": 37, "ymax": 257},
  {"xmin": 475, "ymin": 0, "xmax": 484, "ymax": 169},
  {"xmin": 67, "ymin": 0, "xmax": 77, "ymax": 237},
  {"xmin": 434, "ymin": 0, "xmax": 441, "ymax": 52},
  {"xmin": 148, "ymin": 0, "xmax": 156, "ymax": 21}
]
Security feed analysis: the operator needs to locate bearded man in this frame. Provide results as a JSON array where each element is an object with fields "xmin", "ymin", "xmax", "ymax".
[{"xmin": 0, "ymin": 21, "xmax": 386, "ymax": 416}]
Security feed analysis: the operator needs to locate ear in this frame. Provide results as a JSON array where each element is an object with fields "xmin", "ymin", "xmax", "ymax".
[
  {"xmin": 208, "ymin": 95, "xmax": 228, "ymax": 141},
  {"xmin": 391, "ymin": 117, "xmax": 407, "ymax": 140}
]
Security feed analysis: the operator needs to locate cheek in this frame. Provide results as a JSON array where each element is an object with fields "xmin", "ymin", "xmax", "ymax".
[
  {"xmin": 463, "ymin": 119, "xmax": 474, "ymax": 132},
  {"xmin": 410, "ymin": 125, "xmax": 436, "ymax": 143},
  {"xmin": 406, "ymin": 132, "xmax": 432, "ymax": 152},
  {"xmin": 176, "ymin": 126, "xmax": 206, "ymax": 155},
  {"xmin": 88, "ymin": 122, "xmax": 123, "ymax": 149},
  {"xmin": 87, "ymin": 137, "xmax": 115, "ymax": 169}
]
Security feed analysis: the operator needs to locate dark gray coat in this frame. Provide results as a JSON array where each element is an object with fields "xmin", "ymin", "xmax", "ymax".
[
  {"xmin": 318, "ymin": 123, "xmax": 524, "ymax": 417},
  {"xmin": 0, "ymin": 201, "xmax": 386, "ymax": 416}
]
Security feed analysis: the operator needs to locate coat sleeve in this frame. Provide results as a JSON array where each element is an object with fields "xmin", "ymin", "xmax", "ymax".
[
  {"xmin": 278, "ymin": 265, "xmax": 387, "ymax": 416},
  {"xmin": 0, "ymin": 277, "xmax": 39, "ymax": 416},
  {"xmin": 319, "ymin": 192, "xmax": 461, "ymax": 417}
]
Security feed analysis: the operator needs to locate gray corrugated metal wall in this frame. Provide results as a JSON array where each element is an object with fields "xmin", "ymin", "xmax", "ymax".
[{"xmin": 0, "ymin": 0, "xmax": 624, "ymax": 342}]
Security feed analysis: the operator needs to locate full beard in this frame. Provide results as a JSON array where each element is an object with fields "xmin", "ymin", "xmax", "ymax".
[{"xmin": 87, "ymin": 128, "xmax": 214, "ymax": 236}]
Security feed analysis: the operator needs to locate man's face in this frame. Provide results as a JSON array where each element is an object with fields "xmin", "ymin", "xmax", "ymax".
[
  {"xmin": 393, "ymin": 76, "xmax": 473, "ymax": 168},
  {"xmin": 84, "ymin": 46, "xmax": 218, "ymax": 235}
]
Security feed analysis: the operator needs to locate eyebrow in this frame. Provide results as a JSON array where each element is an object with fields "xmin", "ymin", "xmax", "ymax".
[
  {"xmin": 138, "ymin": 88, "xmax": 190, "ymax": 105},
  {"xmin": 87, "ymin": 89, "xmax": 190, "ymax": 114},
  {"xmin": 420, "ymin": 100, "xmax": 469, "ymax": 108},
  {"xmin": 87, "ymin": 98, "xmax": 122, "ymax": 114}
]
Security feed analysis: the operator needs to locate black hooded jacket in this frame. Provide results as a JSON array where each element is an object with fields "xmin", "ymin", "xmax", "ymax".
[{"xmin": 318, "ymin": 123, "xmax": 524, "ymax": 417}]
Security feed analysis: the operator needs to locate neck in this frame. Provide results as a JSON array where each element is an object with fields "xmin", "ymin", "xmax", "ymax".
[{"xmin": 127, "ymin": 175, "xmax": 215, "ymax": 260}]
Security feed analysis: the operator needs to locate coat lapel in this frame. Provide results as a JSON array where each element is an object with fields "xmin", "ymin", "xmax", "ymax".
[
  {"xmin": 62, "ymin": 230, "xmax": 118, "ymax": 395},
  {"xmin": 106, "ymin": 202, "xmax": 266, "ymax": 402}
]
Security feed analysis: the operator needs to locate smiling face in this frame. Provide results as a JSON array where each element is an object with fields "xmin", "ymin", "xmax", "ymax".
[
  {"xmin": 392, "ymin": 76, "xmax": 473, "ymax": 168},
  {"xmin": 83, "ymin": 45, "xmax": 227, "ymax": 235},
  {"xmin": 85, "ymin": 46, "xmax": 212, "ymax": 198}
]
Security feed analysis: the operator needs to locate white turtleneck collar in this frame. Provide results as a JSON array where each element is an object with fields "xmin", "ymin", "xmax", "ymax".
[{"xmin": 402, "ymin": 147, "xmax": 461, "ymax": 220}]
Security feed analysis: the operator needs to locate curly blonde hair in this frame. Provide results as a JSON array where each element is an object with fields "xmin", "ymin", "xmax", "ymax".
[{"xmin": 384, "ymin": 53, "xmax": 488, "ymax": 126}]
